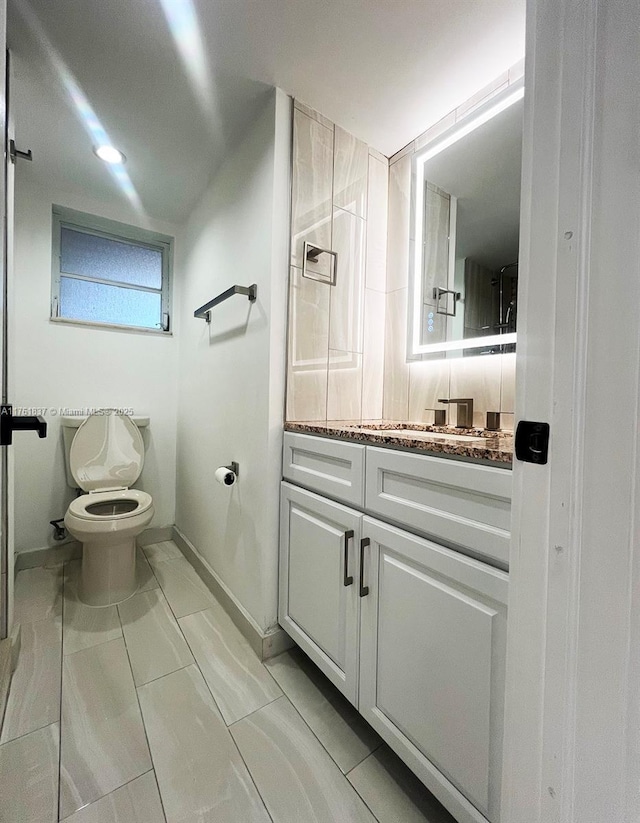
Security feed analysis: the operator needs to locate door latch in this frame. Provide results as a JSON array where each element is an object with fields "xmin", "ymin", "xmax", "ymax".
[
  {"xmin": 0, "ymin": 405, "xmax": 47, "ymax": 446},
  {"xmin": 9, "ymin": 139, "xmax": 33, "ymax": 164},
  {"xmin": 515, "ymin": 420, "xmax": 550, "ymax": 464}
]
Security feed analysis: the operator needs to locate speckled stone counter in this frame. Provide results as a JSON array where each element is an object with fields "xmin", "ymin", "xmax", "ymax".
[{"xmin": 285, "ymin": 421, "xmax": 514, "ymax": 466}]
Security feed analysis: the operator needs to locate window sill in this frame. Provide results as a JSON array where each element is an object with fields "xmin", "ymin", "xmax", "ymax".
[{"xmin": 49, "ymin": 316, "xmax": 173, "ymax": 336}]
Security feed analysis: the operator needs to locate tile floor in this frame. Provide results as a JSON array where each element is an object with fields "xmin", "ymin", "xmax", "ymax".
[{"xmin": 0, "ymin": 540, "xmax": 455, "ymax": 823}]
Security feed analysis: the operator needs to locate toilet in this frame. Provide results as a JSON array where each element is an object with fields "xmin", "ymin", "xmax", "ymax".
[{"xmin": 63, "ymin": 413, "xmax": 154, "ymax": 607}]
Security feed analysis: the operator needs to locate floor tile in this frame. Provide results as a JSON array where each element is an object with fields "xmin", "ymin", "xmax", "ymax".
[
  {"xmin": 266, "ymin": 647, "xmax": 381, "ymax": 773},
  {"xmin": 118, "ymin": 589, "xmax": 193, "ymax": 686},
  {"xmin": 0, "ymin": 617, "xmax": 62, "ymax": 744},
  {"xmin": 348, "ymin": 746, "xmax": 457, "ymax": 823},
  {"xmin": 61, "ymin": 771, "xmax": 165, "ymax": 823},
  {"xmin": 138, "ymin": 665, "xmax": 270, "ymax": 823},
  {"xmin": 59, "ymin": 638, "xmax": 152, "ymax": 819},
  {"xmin": 178, "ymin": 603, "xmax": 281, "ymax": 724},
  {"xmin": 13, "ymin": 566, "xmax": 63, "ymax": 625},
  {"xmin": 146, "ymin": 556, "xmax": 216, "ymax": 619},
  {"xmin": 231, "ymin": 696, "xmax": 376, "ymax": 823},
  {"xmin": 63, "ymin": 562, "xmax": 122, "ymax": 656},
  {"xmin": 0, "ymin": 723, "xmax": 59, "ymax": 823},
  {"xmin": 142, "ymin": 541, "xmax": 182, "ymax": 564},
  {"xmin": 136, "ymin": 548, "xmax": 159, "ymax": 593}
]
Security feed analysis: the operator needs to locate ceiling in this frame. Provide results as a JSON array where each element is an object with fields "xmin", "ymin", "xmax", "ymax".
[{"xmin": 8, "ymin": 0, "xmax": 525, "ymax": 224}]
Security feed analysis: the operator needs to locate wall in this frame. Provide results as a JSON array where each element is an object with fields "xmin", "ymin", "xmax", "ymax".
[
  {"xmin": 12, "ymin": 177, "xmax": 180, "ymax": 553},
  {"xmin": 174, "ymin": 88, "xmax": 291, "ymax": 634},
  {"xmin": 383, "ymin": 64, "xmax": 524, "ymax": 430},
  {"xmin": 286, "ymin": 101, "xmax": 388, "ymax": 423}
]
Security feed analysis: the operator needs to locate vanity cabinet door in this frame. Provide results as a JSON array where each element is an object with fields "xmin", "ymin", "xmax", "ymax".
[
  {"xmin": 279, "ymin": 482, "xmax": 361, "ymax": 705},
  {"xmin": 359, "ymin": 516, "xmax": 508, "ymax": 823}
]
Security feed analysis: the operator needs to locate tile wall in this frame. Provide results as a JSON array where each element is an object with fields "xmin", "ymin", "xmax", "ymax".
[
  {"xmin": 287, "ymin": 63, "xmax": 524, "ymax": 429},
  {"xmin": 286, "ymin": 101, "xmax": 387, "ymax": 423}
]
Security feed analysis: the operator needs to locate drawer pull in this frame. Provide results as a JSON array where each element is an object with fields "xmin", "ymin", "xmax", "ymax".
[
  {"xmin": 359, "ymin": 537, "xmax": 370, "ymax": 597},
  {"xmin": 343, "ymin": 530, "xmax": 354, "ymax": 586}
]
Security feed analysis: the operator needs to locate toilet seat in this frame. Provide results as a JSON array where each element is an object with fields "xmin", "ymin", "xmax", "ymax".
[{"xmin": 68, "ymin": 489, "xmax": 153, "ymax": 521}]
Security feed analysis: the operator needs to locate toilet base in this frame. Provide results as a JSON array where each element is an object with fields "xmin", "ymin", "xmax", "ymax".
[{"xmin": 78, "ymin": 537, "xmax": 138, "ymax": 607}]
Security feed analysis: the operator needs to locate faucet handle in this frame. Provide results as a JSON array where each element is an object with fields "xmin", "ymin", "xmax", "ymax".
[
  {"xmin": 486, "ymin": 411, "xmax": 501, "ymax": 431},
  {"xmin": 425, "ymin": 408, "xmax": 447, "ymax": 426}
]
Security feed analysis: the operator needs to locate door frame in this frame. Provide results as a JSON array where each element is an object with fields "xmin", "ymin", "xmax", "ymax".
[{"xmin": 503, "ymin": 0, "xmax": 640, "ymax": 820}]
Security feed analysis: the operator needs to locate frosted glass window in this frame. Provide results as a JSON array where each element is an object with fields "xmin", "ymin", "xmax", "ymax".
[
  {"xmin": 59, "ymin": 277, "xmax": 162, "ymax": 329},
  {"xmin": 51, "ymin": 206, "xmax": 172, "ymax": 333},
  {"xmin": 60, "ymin": 227, "xmax": 163, "ymax": 289}
]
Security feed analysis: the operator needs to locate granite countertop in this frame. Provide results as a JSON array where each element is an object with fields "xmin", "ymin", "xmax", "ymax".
[{"xmin": 285, "ymin": 421, "xmax": 513, "ymax": 466}]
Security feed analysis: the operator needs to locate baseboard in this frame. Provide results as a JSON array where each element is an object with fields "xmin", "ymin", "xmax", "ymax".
[
  {"xmin": 15, "ymin": 525, "xmax": 175, "ymax": 572},
  {"xmin": 15, "ymin": 541, "xmax": 81, "ymax": 571},
  {"xmin": 136, "ymin": 525, "xmax": 174, "ymax": 547},
  {"xmin": 172, "ymin": 526, "xmax": 293, "ymax": 661},
  {"xmin": 0, "ymin": 624, "xmax": 20, "ymax": 736}
]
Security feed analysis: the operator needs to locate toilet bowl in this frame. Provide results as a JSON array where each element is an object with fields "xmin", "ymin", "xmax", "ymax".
[{"xmin": 64, "ymin": 413, "xmax": 154, "ymax": 607}]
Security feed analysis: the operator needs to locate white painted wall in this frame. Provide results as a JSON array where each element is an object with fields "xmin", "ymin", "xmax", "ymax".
[
  {"xmin": 12, "ymin": 176, "xmax": 180, "ymax": 553},
  {"xmin": 175, "ymin": 88, "xmax": 291, "ymax": 634}
]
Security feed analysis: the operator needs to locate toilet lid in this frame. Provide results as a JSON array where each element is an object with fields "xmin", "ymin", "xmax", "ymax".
[{"xmin": 70, "ymin": 413, "xmax": 144, "ymax": 492}]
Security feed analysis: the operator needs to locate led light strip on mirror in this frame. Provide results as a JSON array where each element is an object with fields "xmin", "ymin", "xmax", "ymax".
[{"xmin": 410, "ymin": 79, "xmax": 524, "ymax": 357}]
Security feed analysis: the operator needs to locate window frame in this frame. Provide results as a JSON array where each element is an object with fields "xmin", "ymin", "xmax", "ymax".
[{"xmin": 51, "ymin": 205, "xmax": 173, "ymax": 335}]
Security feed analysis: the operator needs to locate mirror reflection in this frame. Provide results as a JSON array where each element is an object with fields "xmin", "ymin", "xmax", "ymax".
[{"xmin": 410, "ymin": 87, "xmax": 523, "ymax": 358}]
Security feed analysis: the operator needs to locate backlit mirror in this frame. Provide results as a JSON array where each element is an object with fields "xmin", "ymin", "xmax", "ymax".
[{"xmin": 408, "ymin": 80, "xmax": 524, "ymax": 358}]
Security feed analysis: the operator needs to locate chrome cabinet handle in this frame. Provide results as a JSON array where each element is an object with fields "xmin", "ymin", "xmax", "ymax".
[
  {"xmin": 359, "ymin": 537, "xmax": 370, "ymax": 597},
  {"xmin": 343, "ymin": 530, "xmax": 354, "ymax": 586}
]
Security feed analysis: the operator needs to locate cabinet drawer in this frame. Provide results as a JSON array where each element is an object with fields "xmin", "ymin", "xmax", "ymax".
[
  {"xmin": 365, "ymin": 447, "xmax": 512, "ymax": 566},
  {"xmin": 283, "ymin": 432, "xmax": 365, "ymax": 507}
]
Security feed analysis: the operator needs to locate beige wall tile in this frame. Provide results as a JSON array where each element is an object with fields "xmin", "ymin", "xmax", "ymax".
[
  {"xmin": 330, "ymin": 208, "xmax": 365, "ymax": 353},
  {"xmin": 449, "ymin": 355, "xmax": 503, "ymax": 428},
  {"xmin": 383, "ymin": 289, "xmax": 410, "ymax": 421},
  {"xmin": 286, "ymin": 267, "xmax": 329, "ymax": 422},
  {"xmin": 366, "ymin": 155, "xmax": 388, "ymax": 293},
  {"xmin": 500, "ymin": 352, "xmax": 517, "ymax": 413},
  {"xmin": 286, "ymin": 368, "xmax": 328, "ymax": 422},
  {"xmin": 289, "ymin": 267, "xmax": 330, "ymax": 368},
  {"xmin": 327, "ymin": 350, "xmax": 363, "ymax": 422},
  {"xmin": 369, "ymin": 146, "xmax": 387, "ymax": 164},
  {"xmin": 386, "ymin": 154, "xmax": 412, "ymax": 293},
  {"xmin": 293, "ymin": 100, "xmax": 334, "ymax": 131},
  {"xmin": 362, "ymin": 290, "xmax": 385, "ymax": 420},
  {"xmin": 291, "ymin": 109, "xmax": 334, "ymax": 272},
  {"xmin": 408, "ymin": 360, "xmax": 451, "ymax": 424},
  {"xmin": 500, "ymin": 412, "xmax": 515, "ymax": 432},
  {"xmin": 333, "ymin": 126, "xmax": 368, "ymax": 219},
  {"xmin": 454, "ymin": 72, "xmax": 509, "ymax": 121},
  {"xmin": 389, "ymin": 141, "xmax": 415, "ymax": 165},
  {"xmin": 415, "ymin": 111, "xmax": 456, "ymax": 152}
]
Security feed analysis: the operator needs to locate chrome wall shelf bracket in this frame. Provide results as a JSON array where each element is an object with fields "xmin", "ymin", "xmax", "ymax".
[{"xmin": 194, "ymin": 284, "xmax": 257, "ymax": 323}]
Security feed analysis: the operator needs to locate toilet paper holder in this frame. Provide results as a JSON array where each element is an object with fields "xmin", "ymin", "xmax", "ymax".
[{"xmin": 226, "ymin": 461, "xmax": 239, "ymax": 477}]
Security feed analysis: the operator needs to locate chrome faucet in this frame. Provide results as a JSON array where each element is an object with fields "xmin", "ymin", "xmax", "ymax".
[{"xmin": 437, "ymin": 398, "xmax": 474, "ymax": 429}]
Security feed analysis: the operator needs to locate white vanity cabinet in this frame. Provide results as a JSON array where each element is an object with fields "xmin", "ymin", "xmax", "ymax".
[
  {"xmin": 279, "ymin": 432, "xmax": 512, "ymax": 823},
  {"xmin": 279, "ymin": 482, "xmax": 362, "ymax": 703},
  {"xmin": 358, "ymin": 517, "xmax": 507, "ymax": 823}
]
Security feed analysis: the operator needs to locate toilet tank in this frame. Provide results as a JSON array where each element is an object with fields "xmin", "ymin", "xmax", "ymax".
[{"xmin": 61, "ymin": 413, "xmax": 150, "ymax": 489}]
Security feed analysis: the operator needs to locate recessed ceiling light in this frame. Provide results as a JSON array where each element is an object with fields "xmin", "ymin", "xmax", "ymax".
[{"xmin": 93, "ymin": 145, "xmax": 126, "ymax": 164}]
